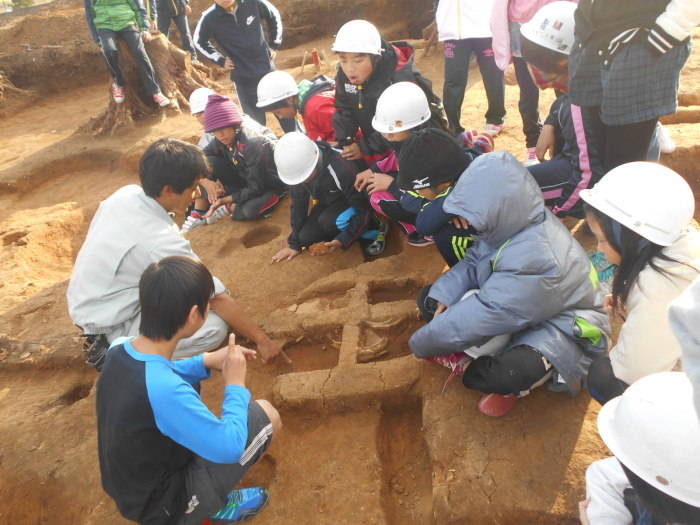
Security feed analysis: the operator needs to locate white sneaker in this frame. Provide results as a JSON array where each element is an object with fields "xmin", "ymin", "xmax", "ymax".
[
  {"xmin": 657, "ymin": 123, "xmax": 676, "ymax": 154},
  {"xmin": 523, "ymin": 147, "xmax": 539, "ymax": 167},
  {"xmin": 180, "ymin": 213, "xmax": 206, "ymax": 234},
  {"xmin": 111, "ymin": 83, "xmax": 125, "ymax": 104},
  {"xmin": 205, "ymin": 204, "xmax": 232, "ymax": 225},
  {"xmin": 481, "ymin": 122, "xmax": 505, "ymax": 137},
  {"xmin": 153, "ymin": 92, "xmax": 171, "ymax": 107}
]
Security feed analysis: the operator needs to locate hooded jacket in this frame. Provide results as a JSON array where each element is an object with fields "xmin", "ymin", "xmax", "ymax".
[
  {"xmin": 84, "ymin": 0, "xmax": 152, "ymax": 42},
  {"xmin": 409, "ymin": 151, "xmax": 610, "ymax": 395},
  {"xmin": 333, "ymin": 40, "xmax": 433, "ymax": 155},
  {"xmin": 194, "ymin": 0, "xmax": 282, "ymax": 81}
]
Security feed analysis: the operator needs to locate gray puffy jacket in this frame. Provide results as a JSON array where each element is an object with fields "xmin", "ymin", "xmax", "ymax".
[{"xmin": 409, "ymin": 151, "xmax": 610, "ymax": 395}]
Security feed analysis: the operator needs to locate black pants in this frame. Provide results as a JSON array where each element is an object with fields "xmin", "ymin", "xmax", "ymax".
[
  {"xmin": 98, "ymin": 26, "xmax": 161, "ymax": 95},
  {"xmin": 157, "ymin": 12, "xmax": 197, "ymax": 59},
  {"xmin": 513, "ymin": 56, "xmax": 542, "ymax": 148},
  {"xmin": 587, "ymin": 356, "xmax": 629, "ymax": 405},
  {"xmin": 603, "ymin": 118, "xmax": 658, "ymax": 171},
  {"xmin": 443, "ymin": 37, "xmax": 506, "ymax": 132},
  {"xmin": 233, "ymin": 75, "xmax": 296, "ymax": 132},
  {"xmin": 298, "ymin": 201, "xmax": 349, "ymax": 247},
  {"xmin": 462, "ymin": 344, "xmax": 550, "ymax": 396}
]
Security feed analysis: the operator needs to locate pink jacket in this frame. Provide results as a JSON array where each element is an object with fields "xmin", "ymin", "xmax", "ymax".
[{"xmin": 491, "ymin": 0, "xmax": 577, "ymax": 70}]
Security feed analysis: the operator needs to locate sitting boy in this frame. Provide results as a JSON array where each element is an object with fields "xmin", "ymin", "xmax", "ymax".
[
  {"xmin": 188, "ymin": 94, "xmax": 285, "ymax": 226},
  {"xmin": 68, "ymin": 138, "xmax": 289, "ymax": 366},
  {"xmin": 97, "ymin": 255, "xmax": 281, "ymax": 524},
  {"xmin": 331, "ymin": 19, "xmax": 446, "ymax": 167},
  {"xmin": 256, "ymin": 70, "xmax": 336, "ymax": 142},
  {"xmin": 270, "ymin": 132, "xmax": 388, "ymax": 262},
  {"xmin": 396, "ymin": 128, "xmax": 482, "ymax": 267},
  {"xmin": 84, "ymin": 0, "xmax": 170, "ymax": 106}
]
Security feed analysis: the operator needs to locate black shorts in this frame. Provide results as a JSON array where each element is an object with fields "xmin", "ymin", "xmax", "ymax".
[{"xmin": 178, "ymin": 401, "xmax": 273, "ymax": 524}]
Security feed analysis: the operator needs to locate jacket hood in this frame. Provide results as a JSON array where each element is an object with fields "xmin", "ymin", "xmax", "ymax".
[
  {"xmin": 298, "ymin": 75, "xmax": 334, "ymax": 113},
  {"xmin": 443, "ymin": 151, "xmax": 546, "ymax": 247}
]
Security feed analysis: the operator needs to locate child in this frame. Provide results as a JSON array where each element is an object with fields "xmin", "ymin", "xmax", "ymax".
[
  {"xmin": 409, "ymin": 151, "xmax": 609, "ymax": 417},
  {"xmin": 580, "ymin": 162, "xmax": 700, "ymax": 405},
  {"xmin": 359, "ymin": 82, "xmax": 492, "ymax": 249},
  {"xmin": 184, "ymin": 94, "xmax": 285, "ymax": 229},
  {"xmin": 155, "ymin": 0, "xmax": 197, "ymax": 61},
  {"xmin": 490, "ymin": 0, "xmax": 570, "ymax": 164},
  {"xmin": 193, "ymin": 0, "xmax": 285, "ymax": 127},
  {"xmin": 395, "ymin": 128, "xmax": 488, "ymax": 266},
  {"xmin": 270, "ymin": 132, "xmax": 388, "ymax": 261},
  {"xmin": 68, "ymin": 138, "xmax": 289, "ymax": 366},
  {"xmin": 331, "ymin": 19, "xmax": 446, "ymax": 167},
  {"xmin": 435, "ymin": 0, "xmax": 506, "ymax": 136},
  {"xmin": 518, "ymin": 1, "xmax": 604, "ymax": 218},
  {"xmin": 582, "ymin": 372, "xmax": 700, "ymax": 525},
  {"xmin": 256, "ymin": 70, "xmax": 336, "ymax": 141},
  {"xmin": 569, "ymin": 0, "xmax": 698, "ymax": 171},
  {"xmin": 84, "ymin": 0, "xmax": 171, "ymax": 106},
  {"xmin": 97, "ymin": 255, "xmax": 281, "ymax": 524}
]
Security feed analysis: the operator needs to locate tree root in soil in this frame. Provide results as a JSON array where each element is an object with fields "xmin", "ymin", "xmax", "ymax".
[{"xmin": 81, "ymin": 34, "xmax": 221, "ymax": 136}]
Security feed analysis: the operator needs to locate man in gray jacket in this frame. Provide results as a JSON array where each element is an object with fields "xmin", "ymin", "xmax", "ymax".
[{"xmin": 411, "ymin": 151, "xmax": 609, "ymax": 416}]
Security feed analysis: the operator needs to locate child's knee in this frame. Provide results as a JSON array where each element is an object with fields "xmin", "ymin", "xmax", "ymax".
[{"xmin": 255, "ymin": 399, "xmax": 282, "ymax": 435}]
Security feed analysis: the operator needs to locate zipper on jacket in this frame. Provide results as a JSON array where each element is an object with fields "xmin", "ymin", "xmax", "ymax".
[{"xmin": 358, "ymin": 85, "xmax": 363, "ymax": 109}]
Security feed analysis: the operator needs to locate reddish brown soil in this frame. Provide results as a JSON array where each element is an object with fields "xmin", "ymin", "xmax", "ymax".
[{"xmin": 1, "ymin": 2, "xmax": 699, "ymax": 522}]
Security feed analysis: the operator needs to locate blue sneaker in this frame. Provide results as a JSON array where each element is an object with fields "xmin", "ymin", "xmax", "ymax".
[{"xmin": 209, "ymin": 487, "xmax": 270, "ymax": 524}]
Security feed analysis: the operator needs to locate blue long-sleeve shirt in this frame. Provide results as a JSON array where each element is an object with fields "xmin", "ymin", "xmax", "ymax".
[{"xmin": 97, "ymin": 338, "xmax": 250, "ymax": 523}]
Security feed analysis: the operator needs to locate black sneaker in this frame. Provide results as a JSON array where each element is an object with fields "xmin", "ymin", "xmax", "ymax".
[
  {"xmin": 364, "ymin": 217, "xmax": 389, "ymax": 256},
  {"xmin": 407, "ymin": 232, "xmax": 435, "ymax": 247}
]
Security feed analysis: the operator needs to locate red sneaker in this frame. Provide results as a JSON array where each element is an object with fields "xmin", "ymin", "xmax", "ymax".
[
  {"xmin": 425, "ymin": 352, "xmax": 472, "ymax": 393},
  {"xmin": 153, "ymin": 92, "xmax": 171, "ymax": 107},
  {"xmin": 477, "ymin": 393, "xmax": 518, "ymax": 417}
]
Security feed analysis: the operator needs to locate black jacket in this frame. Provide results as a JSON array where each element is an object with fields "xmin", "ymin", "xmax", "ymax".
[
  {"xmin": 333, "ymin": 40, "xmax": 441, "ymax": 155},
  {"xmin": 288, "ymin": 143, "xmax": 369, "ymax": 251},
  {"xmin": 194, "ymin": 0, "xmax": 282, "ymax": 81},
  {"xmin": 575, "ymin": 0, "xmax": 671, "ymax": 48},
  {"xmin": 203, "ymin": 125, "xmax": 284, "ymax": 203}
]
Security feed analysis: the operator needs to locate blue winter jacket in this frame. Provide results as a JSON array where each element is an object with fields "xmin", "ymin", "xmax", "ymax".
[{"xmin": 410, "ymin": 151, "xmax": 610, "ymax": 395}]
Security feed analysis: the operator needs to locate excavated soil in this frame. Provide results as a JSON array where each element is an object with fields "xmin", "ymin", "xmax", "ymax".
[{"xmin": 1, "ymin": 2, "xmax": 700, "ymax": 522}]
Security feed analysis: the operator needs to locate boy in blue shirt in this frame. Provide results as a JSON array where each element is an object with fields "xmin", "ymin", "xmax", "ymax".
[{"xmin": 97, "ymin": 255, "xmax": 280, "ymax": 524}]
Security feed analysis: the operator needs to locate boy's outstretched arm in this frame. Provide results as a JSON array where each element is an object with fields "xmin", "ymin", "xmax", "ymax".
[{"xmin": 210, "ymin": 293, "xmax": 292, "ymax": 364}]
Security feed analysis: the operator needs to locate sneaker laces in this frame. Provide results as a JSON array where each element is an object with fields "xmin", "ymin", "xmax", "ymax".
[
  {"xmin": 425, "ymin": 353, "xmax": 472, "ymax": 394},
  {"xmin": 180, "ymin": 212, "xmax": 206, "ymax": 234},
  {"xmin": 206, "ymin": 204, "xmax": 232, "ymax": 225}
]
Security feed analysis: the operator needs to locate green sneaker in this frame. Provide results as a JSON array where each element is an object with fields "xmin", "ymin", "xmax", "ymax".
[{"xmin": 209, "ymin": 487, "xmax": 269, "ymax": 524}]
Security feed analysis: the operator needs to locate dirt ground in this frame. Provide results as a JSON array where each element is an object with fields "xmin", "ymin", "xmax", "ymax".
[{"xmin": 1, "ymin": 1, "xmax": 700, "ymax": 522}]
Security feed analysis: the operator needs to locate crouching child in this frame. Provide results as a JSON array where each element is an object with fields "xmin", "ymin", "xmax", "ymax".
[
  {"xmin": 270, "ymin": 132, "xmax": 388, "ymax": 262},
  {"xmin": 97, "ymin": 255, "xmax": 280, "ymax": 524},
  {"xmin": 410, "ymin": 151, "xmax": 610, "ymax": 417}
]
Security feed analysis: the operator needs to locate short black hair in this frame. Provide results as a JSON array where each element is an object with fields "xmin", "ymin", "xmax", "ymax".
[
  {"xmin": 259, "ymin": 97, "xmax": 295, "ymax": 112},
  {"xmin": 139, "ymin": 138, "xmax": 210, "ymax": 198},
  {"xmin": 138, "ymin": 256, "xmax": 215, "ymax": 341}
]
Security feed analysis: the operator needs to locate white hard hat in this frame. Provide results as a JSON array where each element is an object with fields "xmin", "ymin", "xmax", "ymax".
[
  {"xmin": 256, "ymin": 70, "xmax": 299, "ymax": 108},
  {"xmin": 520, "ymin": 1, "xmax": 577, "ymax": 55},
  {"xmin": 274, "ymin": 132, "xmax": 320, "ymax": 185},
  {"xmin": 597, "ymin": 372, "xmax": 700, "ymax": 506},
  {"xmin": 372, "ymin": 82, "xmax": 430, "ymax": 133},
  {"xmin": 189, "ymin": 87, "xmax": 217, "ymax": 114},
  {"xmin": 331, "ymin": 20, "xmax": 382, "ymax": 55},
  {"xmin": 580, "ymin": 162, "xmax": 694, "ymax": 246}
]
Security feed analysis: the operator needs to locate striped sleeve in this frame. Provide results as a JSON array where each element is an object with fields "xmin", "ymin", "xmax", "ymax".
[
  {"xmin": 647, "ymin": 0, "xmax": 700, "ymax": 56},
  {"xmin": 257, "ymin": 0, "xmax": 283, "ymax": 50},
  {"xmin": 194, "ymin": 6, "xmax": 226, "ymax": 66}
]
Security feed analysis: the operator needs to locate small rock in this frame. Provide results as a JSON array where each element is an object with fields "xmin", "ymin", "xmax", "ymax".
[
  {"xmin": 20, "ymin": 351, "xmax": 30, "ymax": 360},
  {"xmin": 287, "ymin": 304, "xmax": 298, "ymax": 312}
]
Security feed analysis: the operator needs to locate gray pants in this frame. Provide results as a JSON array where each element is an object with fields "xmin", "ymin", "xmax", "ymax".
[
  {"xmin": 106, "ymin": 309, "xmax": 228, "ymax": 359},
  {"xmin": 178, "ymin": 401, "xmax": 273, "ymax": 524}
]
